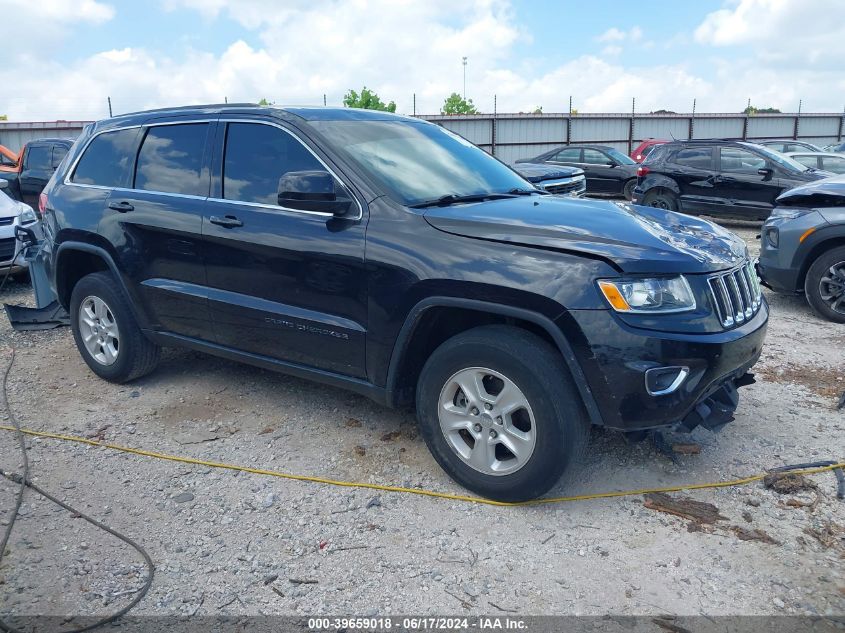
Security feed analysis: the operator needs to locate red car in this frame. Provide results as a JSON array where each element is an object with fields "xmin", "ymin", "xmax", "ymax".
[{"xmin": 630, "ymin": 139, "xmax": 668, "ymax": 163}]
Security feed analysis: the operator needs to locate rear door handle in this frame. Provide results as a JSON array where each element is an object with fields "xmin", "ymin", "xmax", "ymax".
[
  {"xmin": 108, "ymin": 201, "xmax": 134, "ymax": 212},
  {"xmin": 209, "ymin": 215, "xmax": 243, "ymax": 228}
]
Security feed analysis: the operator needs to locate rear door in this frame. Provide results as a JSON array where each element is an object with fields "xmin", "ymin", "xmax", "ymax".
[
  {"xmin": 716, "ymin": 146, "xmax": 778, "ymax": 218},
  {"xmin": 203, "ymin": 119, "xmax": 367, "ymax": 378},
  {"xmin": 19, "ymin": 143, "xmax": 53, "ymax": 207},
  {"xmin": 97, "ymin": 120, "xmax": 214, "ymax": 338},
  {"xmin": 665, "ymin": 146, "xmax": 722, "ymax": 214}
]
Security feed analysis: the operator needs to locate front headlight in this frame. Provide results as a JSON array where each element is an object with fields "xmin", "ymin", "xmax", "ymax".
[
  {"xmin": 768, "ymin": 207, "xmax": 813, "ymax": 220},
  {"xmin": 18, "ymin": 207, "xmax": 37, "ymax": 224},
  {"xmin": 598, "ymin": 276, "xmax": 696, "ymax": 313}
]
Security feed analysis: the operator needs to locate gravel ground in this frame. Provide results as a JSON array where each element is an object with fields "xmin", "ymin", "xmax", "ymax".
[{"xmin": 0, "ymin": 226, "xmax": 843, "ymax": 622}]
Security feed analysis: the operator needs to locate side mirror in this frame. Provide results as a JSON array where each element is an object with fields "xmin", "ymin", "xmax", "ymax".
[
  {"xmin": 0, "ymin": 179, "xmax": 8, "ymax": 190},
  {"xmin": 757, "ymin": 167, "xmax": 774, "ymax": 178},
  {"xmin": 277, "ymin": 170, "xmax": 353, "ymax": 217}
]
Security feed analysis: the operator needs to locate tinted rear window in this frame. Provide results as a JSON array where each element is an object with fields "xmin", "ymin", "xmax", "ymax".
[
  {"xmin": 135, "ymin": 124, "xmax": 209, "ymax": 196},
  {"xmin": 25, "ymin": 146, "xmax": 51, "ymax": 170},
  {"xmin": 71, "ymin": 128, "xmax": 139, "ymax": 187},
  {"xmin": 673, "ymin": 147, "xmax": 713, "ymax": 169}
]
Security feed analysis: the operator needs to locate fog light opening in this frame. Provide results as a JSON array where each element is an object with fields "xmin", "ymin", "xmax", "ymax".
[{"xmin": 645, "ymin": 366, "xmax": 690, "ymax": 396}]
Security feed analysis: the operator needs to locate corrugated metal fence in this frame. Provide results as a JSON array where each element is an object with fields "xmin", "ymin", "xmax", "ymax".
[
  {"xmin": 0, "ymin": 121, "xmax": 90, "ymax": 154},
  {"xmin": 2, "ymin": 112, "xmax": 844, "ymax": 164},
  {"xmin": 419, "ymin": 112, "xmax": 845, "ymax": 164}
]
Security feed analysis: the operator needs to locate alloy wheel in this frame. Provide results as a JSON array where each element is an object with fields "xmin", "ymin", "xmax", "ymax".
[
  {"xmin": 819, "ymin": 260, "xmax": 845, "ymax": 314},
  {"xmin": 437, "ymin": 367, "xmax": 536, "ymax": 476},
  {"xmin": 78, "ymin": 295, "xmax": 120, "ymax": 366}
]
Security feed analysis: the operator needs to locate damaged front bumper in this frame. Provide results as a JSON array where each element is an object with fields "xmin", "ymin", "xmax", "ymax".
[{"xmin": 566, "ymin": 300, "xmax": 768, "ymax": 433}]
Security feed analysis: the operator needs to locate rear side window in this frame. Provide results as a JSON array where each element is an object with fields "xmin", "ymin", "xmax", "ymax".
[
  {"xmin": 720, "ymin": 147, "xmax": 766, "ymax": 173},
  {"xmin": 673, "ymin": 147, "xmax": 713, "ymax": 170},
  {"xmin": 51, "ymin": 145, "xmax": 69, "ymax": 169},
  {"xmin": 135, "ymin": 124, "xmax": 209, "ymax": 196},
  {"xmin": 222, "ymin": 122, "xmax": 324, "ymax": 206},
  {"xmin": 821, "ymin": 155, "xmax": 845, "ymax": 174},
  {"xmin": 25, "ymin": 146, "xmax": 51, "ymax": 170},
  {"xmin": 71, "ymin": 128, "xmax": 139, "ymax": 187},
  {"xmin": 792, "ymin": 155, "xmax": 819, "ymax": 169},
  {"xmin": 582, "ymin": 149, "xmax": 610, "ymax": 165}
]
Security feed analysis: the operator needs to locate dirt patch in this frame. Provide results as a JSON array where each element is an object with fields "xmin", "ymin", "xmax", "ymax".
[{"xmin": 756, "ymin": 362, "xmax": 844, "ymax": 400}]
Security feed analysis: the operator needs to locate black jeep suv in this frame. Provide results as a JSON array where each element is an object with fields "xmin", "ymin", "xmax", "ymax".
[
  {"xmin": 632, "ymin": 139, "xmax": 831, "ymax": 220},
  {"xmin": 40, "ymin": 105, "xmax": 768, "ymax": 502}
]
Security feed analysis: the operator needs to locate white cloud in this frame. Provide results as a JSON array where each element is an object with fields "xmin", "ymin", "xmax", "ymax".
[
  {"xmin": 1, "ymin": 0, "xmax": 845, "ymax": 121},
  {"xmin": 0, "ymin": 0, "xmax": 114, "ymax": 23}
]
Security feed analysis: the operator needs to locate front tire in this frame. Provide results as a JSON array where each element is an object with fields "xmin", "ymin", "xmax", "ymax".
[
  {"xmin": 70, "ymin": 272, "xmax": 161, "ymax": 382},
  {"xmin": 804, "ymin": 246, "xmax": 845, "ymax": 323},
  {"xmin": 416, "ymin": 325, "xmax": 589, "ymax": 502},
  {"xmin": 642, "ymin": 188, "xmax": 678, "ymax": 211}
]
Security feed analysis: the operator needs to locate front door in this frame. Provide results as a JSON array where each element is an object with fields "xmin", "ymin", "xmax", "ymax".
[{"xmin": 203, "ymin": 120, "xmax": 367, "ymax": 378}]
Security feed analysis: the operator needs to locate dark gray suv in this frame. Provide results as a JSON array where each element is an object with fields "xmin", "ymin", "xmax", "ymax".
[{"xmin": 758, "ymin": 175, "xmax": 845, "ymax": 322}]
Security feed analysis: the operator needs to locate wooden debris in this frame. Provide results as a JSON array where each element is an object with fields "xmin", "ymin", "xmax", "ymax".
[
  {"xmin": 353, "ymin": 445, "xmax": 366, "ymax": 457},
  {"xmin": 380, "ymin": 430, "xmax": 401, "ymax": 442},
  {"xmin": 803, "ymin": 522, "xmax": 845, "ymax": 551},
  {"xmin": 730, "ymin": 526, "xmax": 781, "ymax": 545},
  {"xmin": 345, "ymin": 417, "xmax": 362, "ymax": 427},
  {"xmin": 288, "ymin": 578, "xmax": 318, "ymax": 585},
  {"xmin": 257, "ymin": 426, "xmax": 274, "ymax": 435},
  {"xmin": 643, "ymin": 493, "xmax": 727, "ymax": 525},
  {"xmin": 764, "ymin": 472, "xmax": 817, "ymax": 494}
]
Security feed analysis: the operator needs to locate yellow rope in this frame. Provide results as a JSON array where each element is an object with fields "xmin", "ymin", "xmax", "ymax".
[{"xmin": 1, "ymin": 424, "xmax": 842, "ymax": 508}]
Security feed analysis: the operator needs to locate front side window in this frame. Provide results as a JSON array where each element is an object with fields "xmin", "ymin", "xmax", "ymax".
[
  {"xmin": 135, "ymin": 124, "xmax": 208, "ymax": 196},
  {"xmin": 71, "ymin": 128, "xmax": 139, "ymax": 187},
  {"xmin": 720, "ymin": 148, "xmax": 766, "ymax": 173},
  {"xmin": 223, "ymin": 123, "xmax": 326, "ymax": 205},
  {"xmin": 552, "ymin": 148, "xmax": 581, "ymax": 162},
  {"xmin": 309, "ymin": 120, "xmax": 530, "ymax": 206},
  {"xmin": 582, "ymin": 149, "xmax": 610, "ymax": 165},
  {"xmin": 25, "ymin": 146, "xmax": 51, "ymax": 170},
  {"xmin": 674, "ymin": 148, "xmax": 713, "ymax": 170}
]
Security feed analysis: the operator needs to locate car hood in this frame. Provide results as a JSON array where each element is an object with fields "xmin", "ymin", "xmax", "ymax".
[
  {"xmin": 512, "ymin": 162, "xmax": 584, "ymax": 182},
  {"xmin": 423, "ymin": 196, "xmax": 748, "ymax": 274},
  {"xmin": 0, "ymin": 190, "xmax": 23, "ymax": 218},
  {"xmin": 776, "ymin": 173, "xmax": 845, "ymax": 205}
]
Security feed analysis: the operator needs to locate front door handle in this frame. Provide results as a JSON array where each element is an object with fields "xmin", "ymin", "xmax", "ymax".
[
  {"xmin": 209, "ymin": 215, "xmax": 243, "ymax": 228},
  {"xmin": 108, "ymin": 201, "xmax": 134, "ymax": 212}
]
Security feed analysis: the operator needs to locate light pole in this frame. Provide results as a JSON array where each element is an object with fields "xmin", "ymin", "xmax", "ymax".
[{"xmin": 462, "ymin": 57, "xmax": 467, "ymax": 101}]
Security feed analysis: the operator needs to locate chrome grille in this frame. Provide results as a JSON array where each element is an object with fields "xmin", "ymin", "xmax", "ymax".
[{"xmin": 708, "ymin": 260, "xmax": 763, "ymax": 328}]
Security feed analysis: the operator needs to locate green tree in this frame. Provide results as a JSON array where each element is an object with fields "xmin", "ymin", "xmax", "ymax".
[
  {"xmin": 258, "ymin": 98, "xmax": 275, "ymax": 106},
  {"xmin": 343, "ymin": 87, "xmax": 396, "ymax": 112},
  {"xmin": 532, "ymin": 106, "xmax": 543, "ymax": 114},
  {"xmin": 441, "ymin": 92, "xmax": 478, "ymax": 115},
  {"xmin": 744, "ymin": 105, "xmax": 781, "ymax": 115},
  {"xmin": 0, "ymin": 114, "xmax": 7, "ymax": 121}
]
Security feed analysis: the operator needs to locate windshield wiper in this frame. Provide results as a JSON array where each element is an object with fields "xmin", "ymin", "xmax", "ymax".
[
  {"xmin": 508, "ymin": 187, "xmax": 548, "ymax": 196},
  {"xmin": 408, "ymin": 192, "xmax": 518, "ymax": 209}
]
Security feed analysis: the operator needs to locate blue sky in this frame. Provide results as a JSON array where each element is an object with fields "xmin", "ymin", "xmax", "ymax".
[{"xmin": 2, "ymin": 0, "xmax": 843, "ymax": 120}]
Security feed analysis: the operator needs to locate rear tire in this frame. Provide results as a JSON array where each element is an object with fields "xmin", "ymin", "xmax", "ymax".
[
  {"xmin": 804, "ymin": 246, "xmax": 845, "ymax": 323},
  {"xmin": 642, "ymin": 189, "xmax": 678, "ymax": 211},
  {"xmin": 415, "ymin": 325, "xmax": 589, "ymax": 502},
  {"xmin": 70, "ymin": 272, "xmax": 161, "ymax": 383},
  {"xmin": 622, "ymin": 179, "xmax": 636, "ymax": 201}
]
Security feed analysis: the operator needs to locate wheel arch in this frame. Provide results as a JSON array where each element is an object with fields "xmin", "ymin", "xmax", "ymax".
[
  {"xmin": 55, "ymin": 242, "xmax": 153, "ymax": 330},
  {"xmin": 384, "ymin": 297, "xmax": 603, "ymax": 426},
  {"xmin": 793, "ymin": 226, "xmax": 845, "ymax": 290},
  {"xmin": 639, "ymin": 174, "xmax": 681, "ymax": 198}
]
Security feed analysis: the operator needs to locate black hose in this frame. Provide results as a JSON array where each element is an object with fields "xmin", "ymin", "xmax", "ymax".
[{"xmin": 0, "ymin": 349, "xmax": 155, "ymax": 632}]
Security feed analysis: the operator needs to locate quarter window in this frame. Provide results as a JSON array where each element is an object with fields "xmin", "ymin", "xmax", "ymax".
[
  {"xmin": 223, "ymin": 123, "xmax": 325, "ymax": 205},
  {"xmin": 71, "ymin": 128, "xmax": 139, "ymax": 187},
  {"xmin": 135, "ymin": 124, "xmax": 209, "ymax": 196},
  {"xmin": 51, "ymin": 145, "xmax": 69, "ymax": 169},
  {"xmin": 720, "ymin": 148, "xmax": 766, "ymax": 173}
]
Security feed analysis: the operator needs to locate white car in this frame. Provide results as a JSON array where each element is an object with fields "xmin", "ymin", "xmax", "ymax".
[
  {"xmin": 0, "ymin": 179, "xmax": 38, "ymax": 278},
  {"xmin": 786, "ymin": 151, "xmax": 845, "ymax": 175}
]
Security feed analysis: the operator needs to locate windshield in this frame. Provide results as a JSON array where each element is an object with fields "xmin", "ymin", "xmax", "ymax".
[
  {"xmin": 606, "ymin": 148, "xmax": 635, "ymax": 165},
  {"xmin": 751, "ymin": 144, "xmax": 810, "ymax": 172},
  {"xmin": 309, "ymin": 120, "xmax": 532, "ymax": 206}
]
